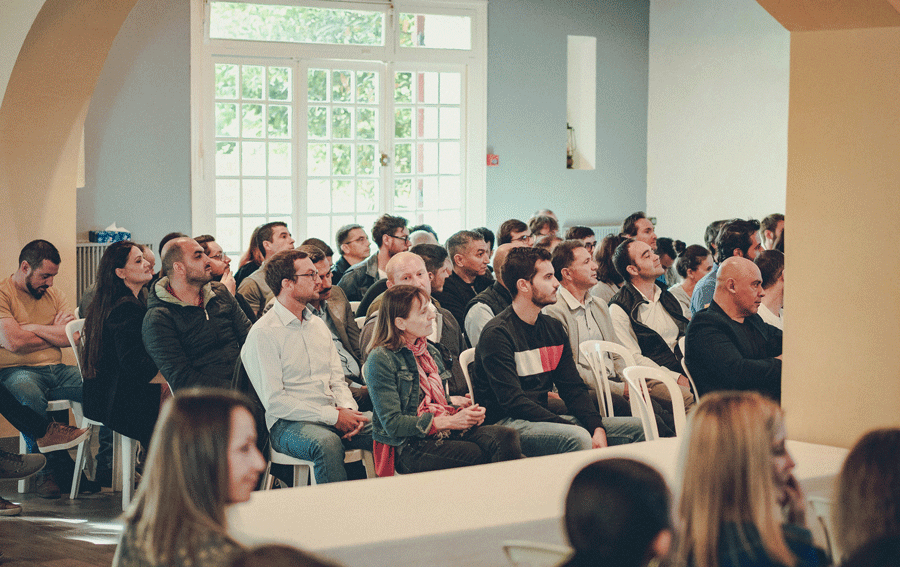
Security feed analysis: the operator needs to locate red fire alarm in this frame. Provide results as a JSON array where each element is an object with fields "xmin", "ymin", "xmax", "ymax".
[{"xmin": 487, "ymin": 154, "xmax": 499, "ymax": 166}]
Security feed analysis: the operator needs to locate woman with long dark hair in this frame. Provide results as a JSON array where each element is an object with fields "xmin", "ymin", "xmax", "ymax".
[
  {"xmin": 82, "ymin": 240, "xmax": 165, "ymax": 447},
  {"xmin": 590, "ymin": 234, "xmax": 627, "ymax": 304}
]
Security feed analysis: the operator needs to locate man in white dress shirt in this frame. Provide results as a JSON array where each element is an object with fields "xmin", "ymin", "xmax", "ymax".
[
  {"xmin": 241, "ymin": 249, "xmax": 371, "ymax": 484},
  {"xmin": 608, "ymin": 239, "xmax": 694, "ymax": 410}
]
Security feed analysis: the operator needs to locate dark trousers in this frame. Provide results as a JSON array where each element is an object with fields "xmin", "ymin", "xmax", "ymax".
[
  {"xmin": 397, "ymin": 425, "xmax": 522, "ymax": 474},
  {"xmin": 0, "ymin": 383, "xmax": 48, "ymax": 438}
]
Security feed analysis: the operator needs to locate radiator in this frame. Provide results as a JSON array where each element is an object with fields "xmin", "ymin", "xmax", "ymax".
[{"xmin": 75, "ymin": 243, "xmax": 153, "ymax": 303}]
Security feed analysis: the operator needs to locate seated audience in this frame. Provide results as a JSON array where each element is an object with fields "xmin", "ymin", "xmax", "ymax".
[
  {"xmin": 242, "ymin": 249, "xmax": 371, "ymax": 484},
  {"xmin": 408, "ymin": 223, "xmax": 439, "ymax": 244},
  {"xmin": 691, "ymin": 219, "xmax": 762, "ymax": 315},
  {"xmin": 755, "ymin": 250, "xmax": 785, "ymax": 330},
  {"xmin": 234, "ymin": 226, "xmax": 264, "ymax": 288},
  {"xmin": 410, "ymin": 243, "xmax": 452, "ymax": 297},
  {"xmin": 761, "ymin": 213, "xmax": 785, "ymax": 251},
  {"xmin": 195, "ymin": 234, "xmax": 256, "ymax": 322},
  {"xmin": 676, "ymin": 391, "xmax": 825, "ymax": 567},
  {"xmin": 364, "ymin": 285, "xmax": 522, "ymax": 475},
  {"xmin": 534, "ymin": 234, "xmax": 563, "ymax": 253},
  {"xmin": 590, "ymin": 234, "xmax": 627, "ymax": 304},
  {"xmin": 621, "ymin": 211, "xmax": 657, "ymax": 250},
  {"xmin": 608, "ymin": 239, "xmax": 694, "ymax": 410},
  {"xmin": 704, "ymin": 219, "xmax": 728, "ymax": 260},
  {"xmin": 529, "ymin": 214, "xmax": 559, "ymax": 237},
  {"xmin": 332, "ymin": 224, "xmax": 370, "ymax": 285},
  {"xmin": 559, "ymin": 458, "xmax": 672, "ymax": 567},
  {"xmin": 301, "ymin": 238, "xmax": 333, "ymax": 264},
  {"xmin": 79, "ymin": 243, "xmax": 156, "ymax": 315},
  {"xmin": 0, "ymin": 239, "xmax": 90, "ymax": 497},
  {"xmin": 667, "ymin": 245, "xmax": 713, "ymax": 319},
  {"xmin": 474, "ymin": 247, "xmax": 644, "ymax": 456},
  {"xmin": 143, "ymin": 237, "xmax": 252, "ymax": 391},
  {"xmin": 472, "ymin": 226, "xmax": 496, "ymax": 266},
  {"xmin": 684, "ymin": 257, "xmax": 782, "ymax": 401},
  {"xmin": 237, "ymin": 221, "xmax": 296, "ymax": 318},
  {"xmin": 338, "ymin": 214, "xmax": 409, "ymax": 302},
  {"xmin": 358, "ymin": 252, "xmax": 469, "ymax": 396},
  {"xmin": 564, "ymin": 225, "xmax": 597, "ymax": 254},
  {"xmin": 230, "ymin": 545, "xmax": 344, "ymax": 567},
  {"xmin": 497, "ymin": 218, "xmax": 534, "ymax": 247},
  {"xmin": 465, "ymin": 243, "xmax": 516, "ymax": 347},
  {"xmin": 114, "ymin": 388, "xmax": 266, "ymax": 567},
  {"xmin": 434, "ymin": 230, "xmax": 493, "ymax": 330},
  {"xmin": 833, "ymin": 428, "xmax": 900, "ymax": 559},
  {"xmin": 82, "ymin": 241, "xmax": 166, "ymax": 453},
  {"xmin": 532, "ymin": 208, "xmax": 558, "ymax": 222},
  {"xmin": 656, "ymin": 237, "xmax": 684, "ymax": 287}
]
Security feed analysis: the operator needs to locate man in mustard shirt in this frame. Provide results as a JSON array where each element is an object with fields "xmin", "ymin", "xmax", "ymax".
[{"xmin": 0, "ymin": 240, "xmax": 84, "ymax": 497}]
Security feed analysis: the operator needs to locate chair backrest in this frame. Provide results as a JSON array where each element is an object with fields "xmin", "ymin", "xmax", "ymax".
[
  {"xmin": 502, "ymin": 540, "xmax": 571, "ymax": 567},
  {"xmin": 623, "ymin": 366, "xmax": 688, "ymax": 439},
  {"xmin": 579, "ymin": 340, "xmax": 635, "ymax": 417},
  {"xmin": 458, "ymin": 347, "xmax": 476, "ymax": 403},
  {"xmin": 678, "ymin": 336, "xmax": 700, "ymax": 397},
  {"xmin": 355, "ymin": 316, "xmax": 366, "ymax": 330},
  {"xmin": 808, "ymin": 496, "xmax": 840, "ymax": 564},
  {"xmin": 349, "ymin": 300, "xmax": 361, "ymax": 312},
  {"xmin": 65, "ymin": 318, "xmax": 86, "ymax": 375}
]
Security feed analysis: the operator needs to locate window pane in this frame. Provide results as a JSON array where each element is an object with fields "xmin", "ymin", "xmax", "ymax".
[
  {"xmin": 216, "ymin": 103, "xmax": 238, "ymax": 137},
  {"xmin": 419, "ymin": 107, "xmax": 438, "ymax": 139},
  {"xmin": 216, "ymin": 217, "xmax": 241, "ymax": 253},
  {"xmin": 419, "ymin": 72, "xmax": 439, "ymax": 104},
  {"xmin": 216, "ymin": 142, "xmax": 238, "ymax": 176},
  {"xmin": 440, "ymin": 176, "xmax": 461, "ymax": 208},
  {"xmin": 268, "ymin": 105, "xmax": 290, "ymax": 138},
  {"xmin": 399, "ymin": 13, "xmax": 472, "ymax": 50},
  {"xmin": 210, "ymin": 3, "xmax": 385, "ymax": 46},
  {"xmin": 439, "ymin": 142, "xmax": 460, "ymax": 175},
  {"xmin": 395, "ymin": 108, "xmax": 412, "ymax": 139},
  {"xmin": 308, "ymin": 144, "xmax": 329, "ymax": 176},
  {"xmin": 268, "ymin": 142, "xmax": 291, "ymax": 177},
  {"xmin": 357, "ymin": 180, "xmax": 377, "ymax": 212},
  {"xmin": 307, "ymin": 180, "xmax": 330, "ymax": 213},
  {"xmin": 268, "ymin": 179, "xmax": 291, "ymax": 214},
  {"xmin": 242, "ymin": 104, "xmax": 264, "ymax": 138},
  {"xmin": 332, "ymin": 180, "xmax": 355, "ymax": 213},
  {"xmin": 440, "ymin": 107, "xmax": 460, "ymax": 139},
  {"xmin": 419, "ymin": 142, "xmax": 438, "ymax": 174},
  {"xmin": 242, "ymin": 179, "xmax": 266, "ymax": 214},
  {"xmin": 332, "ymin": 144, "xmax": 353, "ymax": 175},
  {"xmin": 241, "ymin": 141, "xmax": 266, "ymax": 176},
  {"xmin": 357, "ymin": 108, "xmax": 377, "ymax": 139},
  {"xmin": 394, "ymin": 143, "xmax": 412, "ymax": 174},
  {"xmin": 215, "ymin": 64, "xmax": 238, "ymax": 99},
  {"xmin": 332, "ymin": 71, "xmax": 353, "ymax": 103},
  {"xmin": 306, "ymin": 216, "xmax": 331, "ymax": 243},
  {"xmin": 268, "ymin": 67, "xmax": 291, "ymax": 101},
  {"xmin": 242, "ymin": 65, "xmax": 264, "ymax": 99},
  {"xmin": 308, "ymin": 107, "xmax": 327, "ymax": 139},
  {"xmin": 358, "ymin": 144, "xmax": 376, "ymax": 176},
  {"xmin": 357, "ymin": 72, "xmax": 378, "ymax": 104},
  {"xmin": 394, "ymin": 178, "xmax": 413, "ymax": 210},
  {"xmin": 395, "ymin": 72, "xmax": 413, "ymax": 103},
  {"xmin": 421, "ymin": 177, "xmax": 439, "ymax": 209},
  {"xmin": 333, "ymin": 108, "xmax": 352, "ymax": 139},
  {"xmin": 308, "ymin": 69, "xmax": 328, "ymax": 102},
  {"xmin": 216, "ymin": 179, "xmax": 240, "ymax": 214},
  {"xmin": 440, "ymin": 73, "xmax": 461, "ymax": 105}
]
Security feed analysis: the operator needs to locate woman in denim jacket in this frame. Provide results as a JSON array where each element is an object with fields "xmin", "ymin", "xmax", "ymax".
[{"xmin": 364, "ymin": 285, "xmax": 522, "ymax": 475}]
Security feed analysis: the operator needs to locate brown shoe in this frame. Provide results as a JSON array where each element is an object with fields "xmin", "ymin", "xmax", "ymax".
[
  {"xmin": 0, "ymin": 450, "xmax": 46, "ymax": 480},
  {"xmin": 35, "ymin": 473, "xmax": 61, "ymax": 499},
  {"xmin": 0, "ymin": 496, "xmax": 22, "ymax": 516},
  {"xmin": 36, "ymin": 422, "xmax": 90, "ymax": 453}
]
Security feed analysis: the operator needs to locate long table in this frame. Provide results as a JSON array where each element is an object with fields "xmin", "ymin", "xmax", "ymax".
[{"xmin": 227, "ymin": 438, "xmax": 847, "ymax": 566}]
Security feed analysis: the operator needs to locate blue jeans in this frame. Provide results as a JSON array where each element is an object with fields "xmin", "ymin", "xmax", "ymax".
[
  {"xmin": 270, "ymin": 415, "xmax": 373, "ymax": 484},
  {"xmin": 0, "ymin": 364, "xmax": 82, "ymax": 453},
  {"xmin": 495, "ymin": 415, "xmax": 645, "ymax": 457}
]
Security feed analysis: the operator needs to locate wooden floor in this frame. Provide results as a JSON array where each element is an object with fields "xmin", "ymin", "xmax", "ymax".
[{"xmin": 0, "ymin": 479, "xmax": 121, "ymax": 567}]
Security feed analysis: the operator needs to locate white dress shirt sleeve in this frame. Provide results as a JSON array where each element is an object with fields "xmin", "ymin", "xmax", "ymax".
[
  {"xmin": 608, "ymin": 303, "xmax": 681, "ymax": 381},
  {"xmin": 464, "ymin": 302, "xmax": 495, "ymax": 348}
]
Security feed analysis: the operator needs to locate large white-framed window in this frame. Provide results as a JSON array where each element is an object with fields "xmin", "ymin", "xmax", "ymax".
[{"xmin": 191, "ymin": 0, "xmax": 487, "ymax": 255}]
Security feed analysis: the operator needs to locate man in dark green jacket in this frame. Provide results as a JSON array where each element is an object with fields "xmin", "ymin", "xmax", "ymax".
[{"xmin": 142, "ymin": 237, "xmax": 252, "ymax": 391}]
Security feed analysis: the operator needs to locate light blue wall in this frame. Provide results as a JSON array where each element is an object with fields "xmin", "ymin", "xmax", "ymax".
[
  {"xmin": 78, "ymin": 0, "xmax": 650, "ymax": 245},
  {"xmin": 77, "ymin": 0, "xmax": 190, "ymax": 249},
  {"xmin": 485, "ymin": 0, "xmax": 650, "ymax": 232}
]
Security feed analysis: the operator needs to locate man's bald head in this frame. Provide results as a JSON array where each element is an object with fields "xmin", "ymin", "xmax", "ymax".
[
  {"xmin": 714, "ymin": 256, "xmax": 765, "ymax": 319},
  {"xmin": 492, "ymin": 243, "xmax": 516, "ymax": 286},
  {"xmin": 386, "ymin": 251, "xmax": 431, "ymax": 295},
  {"xmin": 161, "ymin": 237, "xmax": 194, "ymax": 276}
]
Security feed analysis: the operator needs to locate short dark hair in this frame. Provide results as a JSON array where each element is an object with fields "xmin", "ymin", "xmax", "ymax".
[
  {"xmin": 754, "ymin": 250, "xmax": 784, "ymax": 289},
  {"xmin": 760, "ymin": 213, "xmax": 784, "ymax": 238},
  {"xmin": 301, "ymin": 237, "xmax": 333, "ymax": 257},
  {"xmin": 534, "ymin": 234, "xmax": 562, "ymax": 251},
  {"xmin": 565, "ymin": 226, "xmax": 595, "ymax": 241},
  {"xmin": 656, "ymin": 237, "xmax": 683, "ymax": 260},
  {"xmin": 256, "ymin": 221, "xmax": 288, "ymax": 253},
  {"xmin": 675, "ymin": 245, "xmax": 712, "ymax": 278},
  {"xmin": 596, "ymin": 234, "xmax": 627, "ymax": 285},
  {"xmin": 410, "ymin": 243, "xmax": 448, "ymax": 274},
  {"xmin": 409, "ymin": 224, "xmax": 439, "ymax": 241},
  {"xmin": 19, "ymin": 240, "xmax": 61, "ymax": 269},
  {"xmin": 297, "ymin": 244, "xmax": 325, "ymax": 265},
  {"xmin": 472, "ymin": 227, "xmax": 495, "ymax": 250},
  {"xmin": 612, "ymin": 238, "xmax": 638, "ymax": 282},
  {"xmin": 502, "ymin": 247, "xmax": 551, "ymax": 299},
  {"xmin": 446, "ymin": 230, "xmax": 483, "ymax": 260},
  {"xmin": 621, "ymin": 212, "xmax": 647, "ymax": 237},
  {"xmin": 335, "ymin": 224, "xmax": 363, "ymax": 249},
  {"xmin": 371, "ymin": 214, "xmax": 408, "ymax": 249},
  {"xmin": 497, "ymin": 219, "xmax": 528, "ymax": 245},
  {"xmin": 194, "ymin": 234, "xmax": 216, "ymax": 255},
  {"xmin": 264, "ymin": 249, "xmax": 309, "ymax": 297},
  {"xmin": 551, "ymin": 240, "xmax": 585, "ymax": 281},
  {"xmin": 528, "ymin": 215, "xmax": 558, "ymax": 236},
  {"xmin": 704, "ymin": 220, "xmax": 728, "ymax": 252},
  {"xmin": 158, "ymin": 232, "xmax": 187, "ymax": 259},
  {"xmin": 715, "ymin": 219, "xmax": 761, "ymax": 263}
]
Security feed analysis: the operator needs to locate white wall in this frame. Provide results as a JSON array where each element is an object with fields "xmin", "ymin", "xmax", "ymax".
[
  {"xmin": 647, "ymin": 0, "xmax": 789, "ymax": 245},
  {"xmin": 0, "ymin": 1, "xmax": 45, "ymax": 116}
]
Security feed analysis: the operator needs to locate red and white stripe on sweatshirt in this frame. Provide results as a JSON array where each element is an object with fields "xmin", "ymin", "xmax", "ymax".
[{"xmin": 513, "ymin": 345, "xmax": 564, "ymax": 376}]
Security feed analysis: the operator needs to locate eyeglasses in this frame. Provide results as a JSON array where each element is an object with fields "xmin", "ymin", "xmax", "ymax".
[
  {"xmin": 208, "ymin": 252, "xmax": 227, "ymax": 261},
  {"xmin": 511, "ymin": 233, "xmax": 534, "ymax": 243},
  {"xmin": 388, "ymin": 234, "xmax": 410, "ymax": 244},
  {"xmin": 584, "ymin": 242, "xmax": 596, "ymax": 252},
  {"xmin": 292, "ymin": 271, "xmax": 321, "ymax": 281},
  {"xmin": 345, "ymin": 235, "xmax": 369, "ymax": 246}
]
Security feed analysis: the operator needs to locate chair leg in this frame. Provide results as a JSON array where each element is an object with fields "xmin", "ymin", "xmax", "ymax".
[
  {"xmin": 18, "ymin": 434, "xmax": 30, "ymax": 493},
  {"xmin": 295, "ymin": 464, "xmax": 314, "ymax": 487},
  {"xmin": 121, "ymin": 436, "xmax": 135, "ymax": 511},
  {"xmin": 360, "ymin": 450, "xmax": 376, "ymax": 479},
  {"xmin": 261, "ymin": 462, "xmax": 275, "ymax": 490},
  {"xmin": 112, "ymin": 432, "xmax": 123, "ymax": 492},
  {"xmin": 69, "ymin": 424, "xmax": 93, "ymax": 500}
]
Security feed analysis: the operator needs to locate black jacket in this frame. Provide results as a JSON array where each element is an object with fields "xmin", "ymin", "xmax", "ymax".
[
  {"xmin": 609, "ymin": 281, "xmax": 688, "ymax": 374},
  {"xmin": 434, "ymin": 271, "xmax": 493, "ymax": 331}
]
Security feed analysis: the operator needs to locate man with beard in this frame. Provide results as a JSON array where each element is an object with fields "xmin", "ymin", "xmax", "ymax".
[
  {"xmin": 0, "ymin": 240, "xmax": 94, "ymax": 497},
  {"xmin": 142, "ymin": 237, "xmax": 252, "ymax": 391},
  {"xmin": 473, "ymin": 247, "xmax": 644, "ymax": 457},
  {"xmin": 195, "ymin": 234, "xmax": 256, "ymax": 322}
]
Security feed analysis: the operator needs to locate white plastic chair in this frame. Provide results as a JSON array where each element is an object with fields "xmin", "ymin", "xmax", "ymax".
[
  {"xmin": 622, "ymin": 366, "xmax": 688, "ymax": 440},
  {"xmin": 65, "ymin": 318, "xmax": 138, "ymax": 509},
  {"xmin": 262, "ymin": 447, "xmax": 376, "ymax": 488},
  {"xmin": 501, "ymin": 540, "xmax": 572, "ymax": 567},
  {"xmin": 677, "ymin": 336, "xmax": 700, "ymax": 397},
  {"xmin": 458, "ymin": 347, "xmax": 476, "ymax": 403},
  {"xmin": 349, "ymin": 300, "xmax": 361, "ymax": 313},
  {"xmin": 18, "ymin": 398, "xmax": 79, "ymax": 493},
  {"xmin": 355, "ymin": 316, "xmax": 366, "ymax": 330},
  {"xmin": 579, "ymin": 340, "xmax": 634, "ymax": 418},
  {"xmin": 808, "ymin": 496, "xmax": 840, "ymax": 564}
]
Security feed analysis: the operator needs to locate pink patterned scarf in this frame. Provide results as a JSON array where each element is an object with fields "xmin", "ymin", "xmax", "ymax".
[{"xmin": 407, "ymin": 337, "xmax": 456, "ymax": 419}]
